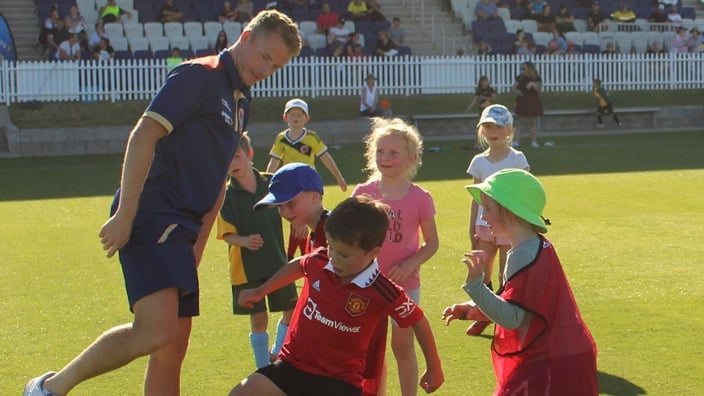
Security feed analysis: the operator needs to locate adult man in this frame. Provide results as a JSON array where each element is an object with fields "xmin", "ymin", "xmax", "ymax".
[
  {"xmin": 24, "ymin": 10, "xmax": 301, "ymax": 396},
  {"xmin": 475, "ymin": 0, "xmax": 499, "ymax": 20},
  {"xmin": 160, "ymin": 0, "xmax": 184, "ymax": 23},
  {"xmin": 99, "ymin": 0, "xmax": 131, "ymax": 23}
]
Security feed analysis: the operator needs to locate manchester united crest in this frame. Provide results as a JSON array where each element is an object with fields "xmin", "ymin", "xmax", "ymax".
[{"xmin": 345, "ymin": 293, "xmax": 369, "ymax": 317}]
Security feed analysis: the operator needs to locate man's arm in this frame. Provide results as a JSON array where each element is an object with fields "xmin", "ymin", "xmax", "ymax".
[{"xmin": 99, "ymin": 116, "xmax": 167, "ymax": 258}]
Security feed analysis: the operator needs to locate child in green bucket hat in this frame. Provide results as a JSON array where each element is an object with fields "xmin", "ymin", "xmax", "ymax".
[{"xmin": 442, "ymin": 169, "xmax": 598, "ymax": 395}]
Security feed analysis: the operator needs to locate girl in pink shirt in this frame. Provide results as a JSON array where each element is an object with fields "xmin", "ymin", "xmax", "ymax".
[{"xmin": 352, "ymin": 117, "xmax": 439, "ymax": 395}]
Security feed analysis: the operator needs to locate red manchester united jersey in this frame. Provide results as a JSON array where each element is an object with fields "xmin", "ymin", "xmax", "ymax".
[{"xmin": 280, "ymin": 248, "xmax": 423, "ymax": 388}]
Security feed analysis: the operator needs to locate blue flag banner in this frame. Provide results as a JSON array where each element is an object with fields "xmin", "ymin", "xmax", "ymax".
[{"xmin": 0, "ymin": 13, "xmax": 17, "ymax": 61}]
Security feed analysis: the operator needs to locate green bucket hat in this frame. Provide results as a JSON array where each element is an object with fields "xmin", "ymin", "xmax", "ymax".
[{"xmin": 465, "ymin": 169, "xmax": 548, "ymax": 233}]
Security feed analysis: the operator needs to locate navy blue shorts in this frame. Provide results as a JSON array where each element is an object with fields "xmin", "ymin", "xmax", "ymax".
[
  {"xmin": 256, "ymin": 360, "xmax": 361, "ymax": 396},
  {"xmin": 119, "ymin": 222, "xmax": 199, "ymax": 317}
]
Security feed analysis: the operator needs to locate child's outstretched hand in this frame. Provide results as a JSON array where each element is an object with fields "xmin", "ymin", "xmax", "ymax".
[
  {"xmin": 238, "ymin": 288, "xmax": 264, "ymax": 309},
  {"xmin": 463, "ymin": 250, "xmax": 488, "ymax": 283},
  {"xmin": 442, "ymin": 303, "xmax": 471, "ymax": 325}
]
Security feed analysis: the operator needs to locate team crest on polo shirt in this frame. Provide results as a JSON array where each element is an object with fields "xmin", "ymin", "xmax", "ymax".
[
  {"xmin": 299, "ymin": 145, "xmax": 311, "ymax": 155},
  {"xmin": 345, "ymin": 292, "xmax": 369, "ymax": 317}
]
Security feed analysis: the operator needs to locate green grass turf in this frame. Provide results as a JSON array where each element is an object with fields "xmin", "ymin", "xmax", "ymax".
[{"xmin": 2, "ymin": 131, "xmax": 703, "ymax": 395}]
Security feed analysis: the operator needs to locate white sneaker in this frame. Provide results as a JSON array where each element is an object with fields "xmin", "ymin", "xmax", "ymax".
[
  {"xmin": 23, "ymin": 372, "xmax": 57, "ymax": 396},
  {"xmin": 531, "ymin": 141, "xmax": 540, "ymax": 148}
]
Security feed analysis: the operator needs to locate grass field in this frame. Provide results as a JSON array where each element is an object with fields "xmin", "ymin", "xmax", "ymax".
[{"xmin": 2, "ymin": 131, "xmax": 704, "ymax": 395}]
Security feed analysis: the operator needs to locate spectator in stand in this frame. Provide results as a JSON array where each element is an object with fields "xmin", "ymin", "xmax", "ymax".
[
  {"xmin": 646, "ymin": 40, "xmax": 664, "ymax": 54},
  {"xmin": 218, "ymin": 1, "xmax": 239, "ymax": 23},
  {"xmin": 610, "ymin": 3, "xmax": 635, "ymax": 23},
  {"xmin": 389, "ymin": 17, "xmax": 405, "ymax": 46},
  {"xmin": 213, "ymin": 30, "xmax": 229, "ymax": 52},
  {"xmin": 587, "ymin": 2, "xmax": 606, "ymax": 31},
  {"xmin": 565, "ymin": 40, "xmax": 581, "ymax": 55},
  {"xmin": 672, "ymin": 26, "xmax": 689, "ymax": 53},
  {"xmin": 513, "ymin": 28, "xmax": 525, "ymax": 51},
  {"xmin": 555, "ymin": 3, "xmax": 576, "ymax": 34},
  {"xmin": 88, "ymin": 21, "xmax": 108, "ymax": 51},
  {"xmin": 52, "ymin": 19, "xmax": 71, "ymax": 53},
  {"xmin": 65, "ymin": 5, "xmax": 87, "ymax": 39},
  {"xmin": 476, "ymin": 38, "xmax": 494, "ymax": 55},
  {"xmin": 530, "ymin": 0, "xmax": 546, "ymax": 15},
  {"xmin": 602, "ymin": 41, "xmax": 617, "ymax": 54},
  {"xmin": 39, "ymin": 8, "xmax": 60, "ymax": 58},
  {"xmin": 344, "ymin": 31, "xmax": 365, "ymax": 56},
  {"xmin": 349, "ymin": 43, "xmax": 366, "ymax": 59},
  {"xmin": 659, "ymin": 0, "xmax": 678, "ymax": 7},
  {"xmin": 666, "ymin": 7, "xmax": 682, "ymax": 25},
  {"xmin": 366, "ymin": 0, "xmax": 386, "ymax": 22},
  {"xmin": 686, "ymin": 27, "xmax": 704, "ymax": 53},
  {"xmin": 475, "ymin": 0, "xmax": 500, "ymax": 20},
  {"xmin": 93, "ymin": 37, "xmax": 114, "ymax": 61},
  {"xmin": 327, "ymin": 18, "xmax": 351, "ymax": 55},
  {"xmin": 360, "ymin": 73, "xmax": 381, "ymax": 116},
  {"xmin": 99, "ymin": 0, "xmax": 132, "ymax": 23},
  {"xmin": 375, "ymin": 30, "xmax": 398, "ymax": 56},
  {"xmin": 56, "ymin": 33, "xmax": 82, "ymax": 61},
  {"xmin": 347, "ymin": 0, "xmax": 369, "ymax": 21},
  {"xmin": 649, "ymin": 4, "xmax": 667, "ymax": 23},
  {"xmin": 516, "ymin": 36, "xmax": 536, "ymax": 56},
  {"xmin": 316, "ymin": 2, "xmax": 339, "ymax": 34},
  {"xmin": 233, "ymin": 0, "xmax": 254, "ymax": 23},
  {"xmin": 166, "ymin": 47, "xmax": 183, "ymax": 71},
  {"xmin": 160, "ymin": 0, "xmax": 185, "ymax": 23},
  {"xmin": 547, "ymin": 28, "xmax": 567, "ymax": 54},
  {"xmin": 534, "ymin": 5, "xmax": 556, "ymax": 33}
]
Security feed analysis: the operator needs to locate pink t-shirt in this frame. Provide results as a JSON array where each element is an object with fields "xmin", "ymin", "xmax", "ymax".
[{"xmin": 352, "ymin": 181, "xmax": 436, "ymax": 290}]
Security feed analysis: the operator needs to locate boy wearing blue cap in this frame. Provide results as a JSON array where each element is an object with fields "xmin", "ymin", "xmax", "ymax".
[
  {"xmin": 443, "ymin": 169, "xmax": 597, "ymax": 395},
  {"xmin": 255, "ymin": 162, "xmax": 330, "ymax": 255}
]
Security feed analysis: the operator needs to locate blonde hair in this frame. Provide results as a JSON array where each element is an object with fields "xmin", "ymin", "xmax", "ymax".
[
  {"xmin": 476, "ymin": 124, "xmax": 515, "ymax": 150},
  {"xmin": 244, "ymin": 10, "xmax": 302, "ymax": 55},
  {"xmin": 237, "ymin": 131, "xmax": 253, "ymax": 155},
  {"xmin": 363, "ymin": 117, "xmax": 423, "ymax": 180}
]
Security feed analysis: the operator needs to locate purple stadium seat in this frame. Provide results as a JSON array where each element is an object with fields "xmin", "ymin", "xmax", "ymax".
[
  {"xmin": 133, "ymin": 49, "xmax": 154, "ymax": 59},
  {"xmin": 355, "ymin": 20, "xmax": 374, "ymax": 36},
  {"xmin": 154, "ymin": 49, "xmax": 171, "ymax": 59},
  {"xmin": 373, "ymin": 20, "xmax": 391, "ymax": 33}
]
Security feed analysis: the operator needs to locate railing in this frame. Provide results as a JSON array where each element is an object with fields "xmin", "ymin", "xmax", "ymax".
[{"xmin": 0, "ymin": 52, "xmax": 702, "ymax": 105}]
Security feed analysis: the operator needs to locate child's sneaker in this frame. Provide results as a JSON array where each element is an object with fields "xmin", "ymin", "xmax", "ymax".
[
  {"xmin": 466, "ymin": 320, "xmax": 492, "ymax": 336},
  {"xmin": 23, "ymin": 372, "xmax": 57, "ymax": 396},
  {"xmin": 597, "ymin": 123, "xmax": 604, "ymax": 128},
  {"xmin": 616, "ymin": 121, "xmax": 622, "ymax": 126},
  {"xmin": 531, "ymin": 141, "xmax": 540, "ymax": 148}
]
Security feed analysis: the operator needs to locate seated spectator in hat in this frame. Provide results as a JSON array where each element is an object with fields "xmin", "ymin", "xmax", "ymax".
[
  {"xmin": 316, "ymin": 2, "xmax": 339, "ymax": 34},
  {"xmin": 475, "ymin": 0, "xmax": 500, "ymax": 20}
]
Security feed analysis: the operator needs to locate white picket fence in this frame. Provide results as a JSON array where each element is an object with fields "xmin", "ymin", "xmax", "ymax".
[{"xmin": 0, "ymin": 53, "xmax": 702, "ymax": 105}]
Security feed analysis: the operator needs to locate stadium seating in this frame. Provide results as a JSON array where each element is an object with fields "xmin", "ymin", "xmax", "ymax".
[
  {"xmin": 184, "ymin": 22, "xmax": 204, "ymax": 38},
  {"xmin": 128, "ymin": 36, "xmax": 150, "ymax": 52},
  {"xmin": 307, "ymin": 33, "xmax": 327, "ymax": 51},
  {"xmin": 144, "ymin": 22, "xmax": 165, "ymax": 39},
  {"xmin": 299, "ymin": 21, "xmax": 318, "ymax": 42},
  {"xmin": 110, "ymin": 36, "xmax": 129, "ymax": 51},
  {"xmin": 149, "ymin": 36, "xmax": 171, "ymax": 52},
  {"xmin": 164, "ymin": 22, "xmax": 184, "ymax": 39},
  {"xmin": 104, "ymin": 23, "xmax": 124, "ymax": 38},
  {"xmin": 189, "ymin": 36, "xmax": 211, "ymax": 53},
  {"xmin": 204, "ymin": 21, "xmax": 224, "ymax": 44},
  {"xmin": 169, "ymin": 36, "xmax": 191, "ymax": 52},
  {"xmin": 123, "ymin": 22, "xmax": 144, "ymax": 39},
  {"xmin": 222, "ymin": 22, "xmax": 243, "ymax": 41}
]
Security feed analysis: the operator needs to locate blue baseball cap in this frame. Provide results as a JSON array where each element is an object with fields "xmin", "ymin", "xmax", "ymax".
[
  {"xmin": 477, "ymin": 104, "xmax": 513, "ymax": 127},
  {"xmin": 254, "ymin": 163, "xmax": 324, "ymax": 209}
]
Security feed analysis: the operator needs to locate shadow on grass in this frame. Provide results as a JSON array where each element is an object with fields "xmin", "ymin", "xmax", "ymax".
[
  {"xmin": 598, "ymin": 371, "xmax": 646, "ymax": 395},
  {"xmin": 0, "ymin": 131, "xmax": 702, "ymax": 201}
]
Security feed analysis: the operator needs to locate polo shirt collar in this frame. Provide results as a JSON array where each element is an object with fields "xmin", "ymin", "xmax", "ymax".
[
  {"xmin": 324, "ymin": 258, "xmax": 381, "ymax": 288},
  {"xmin": 219, "ymin": 50, "xmax": 251, "ymax": 100}
]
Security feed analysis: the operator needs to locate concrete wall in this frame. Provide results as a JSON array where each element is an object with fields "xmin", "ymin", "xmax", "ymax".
[{"xmin": 1, "ymin": 106, "xmax": 702, "ymax": 157}]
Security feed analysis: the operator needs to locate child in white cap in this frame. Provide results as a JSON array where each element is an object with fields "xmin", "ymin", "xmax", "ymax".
[
  {"xmin": 464, "ymin": 104, "xmax": 530, "ymax": 336},
  {"xmin": 443, "ymin": 169, "xmax": 597, "ymax": 395},
  {"xmin": 266, "ymin": 98, "xmax": 346, "ymax": 260}
]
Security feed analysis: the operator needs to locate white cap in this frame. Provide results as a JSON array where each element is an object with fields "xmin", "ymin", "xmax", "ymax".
[
  {"xmin": 477, "ymin": 104, "xmax": 513, "ymax": 127},
  {"xmin": 283, "ymin": 98, "xmax": 309, "ymax": 116}
]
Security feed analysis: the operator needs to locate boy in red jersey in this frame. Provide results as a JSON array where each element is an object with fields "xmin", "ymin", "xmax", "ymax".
[{"xmin": 231, "ymin": 195, "xmax": 444, "ymax": 396}]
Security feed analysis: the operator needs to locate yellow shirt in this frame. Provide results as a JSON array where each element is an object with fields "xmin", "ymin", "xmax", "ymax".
[{"xmin": 269, "ymin": 129, "xmax": 328, "ymax": 167}]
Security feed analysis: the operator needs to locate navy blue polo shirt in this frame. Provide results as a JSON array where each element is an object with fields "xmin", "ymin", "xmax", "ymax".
[{"xmin": 134, "ymin": 51, "xmax": 250, "ymax": 233}]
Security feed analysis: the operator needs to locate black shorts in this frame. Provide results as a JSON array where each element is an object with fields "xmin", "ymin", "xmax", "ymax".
[
  {"xmin": 231, "ymin": 281, "xmax": 298, "ymax": 315},
  {"xmin": 257, "ymin": 360, "xmax": 361, "ymax": 396}
]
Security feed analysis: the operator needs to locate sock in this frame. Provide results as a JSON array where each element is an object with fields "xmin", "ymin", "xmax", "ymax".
[
  {"xmin": 250, "ymin": 331, "xmax": 270, "ymax": 368},
  {"xmin": 596, "ymin": 114, "xmax": 603, "ymax": 124},
  {"xmin": 613, "ymin": 114, "xmax": 621, "ymax": 124},
  {"xmin": 271, "ymin": 318, "xmax": 289, "ymax": 357}
]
